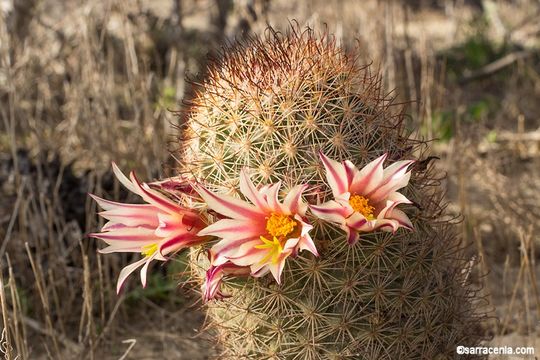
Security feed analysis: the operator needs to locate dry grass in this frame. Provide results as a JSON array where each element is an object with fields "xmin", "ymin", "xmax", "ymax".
[{"xmin": 0, "ymin": 0, "xmax": 539, "ymax": 359}]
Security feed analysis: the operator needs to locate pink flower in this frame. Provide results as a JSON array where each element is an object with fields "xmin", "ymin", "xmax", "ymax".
[
  {"xmin": 89, "ymin": 163, "xmax": 208, "ymax": 293},
  {"xmin": 310, "ymin": 152, "xmax": 414, "ymax": 244},
  {"xmin": 202, "ymin": 252, "xmax": 251, "ymax": 302},
  {"xmin": 195, "ymin": 169, "xmax": 318, "ymax": 284}
]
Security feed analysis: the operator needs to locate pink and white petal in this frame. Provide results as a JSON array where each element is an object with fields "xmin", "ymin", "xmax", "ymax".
[
  {"xmin": 294, "ymin": 215, "xmax": 313, "ymax": 237},
  {"xmin": 252, "ymin": 266, "xmax": 269, "ymax": 278},
  {"xmin": 283, "ymin": 237, "xmax": 301, "ymax": 252},
  {"xmin": 100, "ymin": 222, "xmax": 155, "ymax": 233},
  {"xmin": 100, "ymin": 222, "xmax": 125, "ymax": 231},
  {"xmin": 376, "ymin": 200, "xmax": 398, "ymax": 220},
  {"xmin": 386, "ymin": 208, "xmax": 413, "ymax": 230},
  {"xmin": 375, "ymin": 193, "xmax": 412, "ymax": 220},
  {"xmin": 344, "ymin": 226, "xmax": 360, "ymax": 245},
  {"xmin": 380, "ymin": 160, "xmax": 414, "ymax": 185},
  {"xmin": 345, "ymin": 212, "xmax": 369, "ymax": 231},
  {"xmin": 319, "ymin": 152, "xmax": 349, "ymax": 197},
  {"xmin": 264, "ymin": 182, "xmax": 283, "ymax": 213},
  {"xmin": 368, "ymin": 169, "xmax": 412, "ymax": 204},
  {"xmin": 158, "ymin": 232, "xmax": 204, "ymax": 255},
  {"xmin": 386, "ymin": 191, "xmax": 413, "ymax": 205},
  {"xmin": 202, "ymin": 263, "xmax": 249, "ymax": 302},
  {"xmin": 155, "ymin": 213, "xmax": 185, "ymax": 238},
  {"xmin": 344, "ymin": 160, "xmax": 360, "ymax": 187},
  {"xmin": 239, "ymin": 168, "xmax": 269, "ymax": 212},
  {"xmin": 90, "ymin": 194, "xmax": 159, "ymax": 216},
  {"xmin": 283, "ymin": 184, "xmax": 308, "ymax": 215},
  {"xmin": 130, "ymin": 172, "xmax": 182, "ymax": 214},
  {"xmin": 371, "ymin": 218, "xmax": 399, "ymax": 233},
  {"xmin": 194, "ymin": 184, "xmax": 264, "ymax": 220},
  {"xmin": 268, "ymin": 251, "xmax": 292, "ymax": 284},
  {"xmin": 112, "ymin": 162, "xmax": 139, "ymax": 194},
  {"xmin": 197, "ymin": 218, "xmax": 266, "ymax": 239},
  {"xmin": 89, "ymin": 227, "xmax": 160, "ymax": 243},
  {"xmin": 297, "ymin": 233, "xmax": 319, "ymax": 256},
  {"xmin": 89, "ymin": 194, "xmax": 125, "ymax": 211},
  {"xmin": 222, "ymin": 262, "xmax": 252, "ymax": 276},
  {"xmin": 203, "ymin": 266, "xmax": 224, "ymax": 302},
  {"xmin": 98, "ymin": 244, "xmax": 143, "ymax": 254},
  {"xmin": 258, "ymin": 184, "xmax": 272, "ymax": 195},
  {"xmin": 249, "ymin": 260, "xmax": 267, "ymax": 277},
  {"xmin": 292, "ymin": 229, "xmax": 319, "ymax": 256},
  {"xmin": 212, "ymin": 237, "xmax": 261, "ymax": 263},
  {"xmin": 96, "ymin": 237, "xmax": 156, "ymax": 250},
  {"xmin": 98, "ymin": 205, "xmax": 161, "ymax": 228},
  {"xmin": 116, "ymin": 257, "xmax": 148, "ymax": 294},
  {"xmin": 310, "ymin": 201, "xmax": 350, "ymax": 224},
  {"xmin": 209, "ymin": 254, "xmax": 229, "ymax": 267},
  {"xmin": 350, "ymin": 153, "xmax": 387, "ymax": 195},
  {"xmin": 225, "ymin": 240, "xmax": 267, "ymax": 266},
  {"xmin": 334, "ymin": 192, "xmax": 356, "ymax": 212},
  {"xmin": 335, "ymin": 192, "xmax": 352, "ymax": 202},
  {"xmin": 140, "ymin": 253, "xmax": 159, "ymax": 288}
]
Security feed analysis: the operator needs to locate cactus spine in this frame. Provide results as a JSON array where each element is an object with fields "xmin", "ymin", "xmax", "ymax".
[{"xmin": 178, "ymin": 27, "xmax": 486, "ymax": 359}]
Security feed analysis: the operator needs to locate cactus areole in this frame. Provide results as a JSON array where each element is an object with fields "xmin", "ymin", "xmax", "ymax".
[{"xmin": 174, "ymin": 27, "xmax": 487, "ymax": 359}]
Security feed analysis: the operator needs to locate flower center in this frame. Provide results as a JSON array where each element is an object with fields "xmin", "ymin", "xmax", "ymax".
[
  {"xmin": 349, "ymin": 194, "xmax": 375, "ymax": 220},
  {"xmin": 265, "ymin": 213, "xmax": 298, "ymax": 238},
  {"xmin": 141, "ymin": 243, "xmax": 158, "ymax": 257},
  {"xmin": 255, "ymin": 236, "xmax": 283, "ymax": 264}
]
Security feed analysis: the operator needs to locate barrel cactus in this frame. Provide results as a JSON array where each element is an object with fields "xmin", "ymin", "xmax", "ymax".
[{"xmin": 176, "ymin": 27, "xmax": 487, "ymax": 359}]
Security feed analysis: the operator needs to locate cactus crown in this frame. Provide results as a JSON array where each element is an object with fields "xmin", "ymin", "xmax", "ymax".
[
  {"xmin": 178, "ymin": 26, "xmax": 486, "ymax": 359},
  {"xmin": 179, "ymin": 27, "xmax": 409, "ymax": 198}
]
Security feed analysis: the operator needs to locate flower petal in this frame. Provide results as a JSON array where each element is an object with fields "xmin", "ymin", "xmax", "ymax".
[
  {"xmin": 198, "ymin": 218, "xmax": 266, "ymax": 239},
  {"xmin": 239, "ymin": 168, "xmax": 269, "ymax": 212},
  {"xmin": 283, "ymin": 184, "xmax": 308, "ymax": 215},
  {"xmin": 350, "ymin": 153, "xmax": 387, "ymax": 195},
  {"xmin": 211, "ymin": 237, "xmax": 261, "ymax": 263},
  {"xmin": 386, "ymin": 191, "xmax": 413, "ymax": 205},
  {"xmin": 319, "ymin": 151, "xmax": 349, "ymax": 197},
  {"xmin": 96, "ymin": 205, "xmax": 161, "ymax": 229},
  {"xmin": 140, "ymin": 257, "xmax": 152, "ymax": 288},
  {"xmin": 345, "ymin": 227, "xmax": 360, "ymax": 245},
  {"xmin": 264, "ymin": 182, "xmax": 283, "ymax": 213},
  {"xmin": 116, "ymin": 257, "xmax": 148, "ymax": 294},
  {"xmin": 203, "ymin": 265, "xmax": 225, "ymax": 302},
  {"xmin": 310, "ymin": 200, "xmax": 350, "ymax": 224},
  {"xmin": 89, "ymin": 193, "xmax": 124, "ymax": 211},
  {"xmin": 367, "ymin": 161, "xmax": 413, "ymax": 203},
  {"xmin": 194, "ymin": 184, "xmax": 264, "ymax": 220},
  {"xmin": 112, "ymin": 162, "xmax": 139, "ymax": 194},
  {"xmin": 89, "ymin": 227, "xmax": 160, "ymax": 243},
  {"xmin": 98, "ymin": 244, "xmax": 143, "ymax": 254},
  {"xmin": 381, "ymin": 160, "xmax": 415, "ymax": 184},
  {"xmin": 344, "ymin": 160, "xmax": 359, "ymax": 187},
  {"xmin": 345, "ymin": 212, "xmax": 369, "ymax": 231},
  {"xmin": 266, "ymin": 253, "xmax": 291, "ymax": 284},
  {"xmin": 297, "ymin": 233, "xmax": 319, "ymax": 256},
  {"xmin": 375, "ymin": 190, "xmax": 412, "ymax": 218},
  {"xmin": 130, "ymin": 172, "xmax": 182, "ymax": 214},
  {"xmin": 371, "ymin": 218, "xmax": 399, "ymax": 233},
  {"xmin": 386, "ymin": 208, "xmax": 413, "ymax": 230},
  {"xmin": 158, "ymin": 232, "xmax": 206, "ymax": 255}
]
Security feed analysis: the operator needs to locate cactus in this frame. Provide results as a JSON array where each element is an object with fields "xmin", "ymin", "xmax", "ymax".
[{"xmin": 178, "ymin": 27, "xmax": 487, "ymax": 359}]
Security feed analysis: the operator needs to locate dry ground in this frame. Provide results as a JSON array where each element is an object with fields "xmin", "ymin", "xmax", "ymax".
[{"xmin": 1, "ymin": 0, "xmax": 539, "ymax": 359}]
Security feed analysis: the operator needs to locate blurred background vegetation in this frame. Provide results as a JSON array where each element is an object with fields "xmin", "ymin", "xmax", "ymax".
[{"xmin": 0, "ymin": 0, "xmax": 539, "ymax": 358}]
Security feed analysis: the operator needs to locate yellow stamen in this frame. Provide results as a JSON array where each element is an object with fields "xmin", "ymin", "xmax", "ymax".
[
  {"xmin": 265, "ymin": 213, "xmax": 298, "ymax": 238},
  {"xmin": 141, "ymin": 243, "xmax": 158, "ymax": 257},
  {"xmin": 255, "ymin": 236, "xmax": 283, "ymax": 264},
  {"xmin": 349, "ymin": 194, "xmax": 375, "ymax": 220}
]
